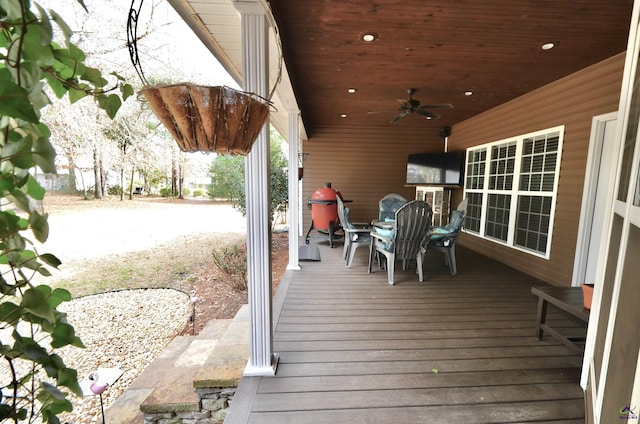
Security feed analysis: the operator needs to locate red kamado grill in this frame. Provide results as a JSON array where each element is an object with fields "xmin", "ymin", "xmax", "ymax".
[{"xmin": 305, "ymin": 183, "xmax": 343, "ymax": 247}]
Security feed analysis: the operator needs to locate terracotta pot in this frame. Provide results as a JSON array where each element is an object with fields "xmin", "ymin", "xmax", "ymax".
[
  {"xmin": 581, "ymin": 284, "xmax": 594, "ymax": 309},
  {"xmin": 139, "ymin": 84, "xmax": 269, "ymax": 155}
]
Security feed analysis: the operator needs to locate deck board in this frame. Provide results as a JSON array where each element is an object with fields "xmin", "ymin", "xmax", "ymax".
[
  {"xmin": 225, "ymin": 244, "xmax": 586, "ymax": 423},
  {"xmin": 246, "ymin": 400, "xmax": 584, "ymax": 424}
]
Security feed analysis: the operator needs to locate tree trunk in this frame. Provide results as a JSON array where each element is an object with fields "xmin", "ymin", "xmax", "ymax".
[
  {"xmin": 171, "ymin": 158, "xmax": 178, "ymax": 196},
  {"xmin": 78, "ymin": 167, "xmax": 88, "ymax": 200},
  {"xmin": 93, "ymin": 147, "xmax": 102, "ymax": 199},
  {"xmin": 67, "ymin": 153, "xmax": 77, "ymax": 194},
  {"xmin": 128, "ymin": 167, "xmax": 135, "ymax": 200},
  {"xmin": 178, "ymin": 161, "xmax": 184, "ymax": 199},
  {"xmin": 120, "ymin": 167, "xmax": 124, "ymax": 201},
  {"xmin": 100, "ymin": 159, "xmax": 106, "ymax": 197}
]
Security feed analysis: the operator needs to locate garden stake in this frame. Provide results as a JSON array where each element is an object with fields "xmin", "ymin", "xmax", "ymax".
[{"xmin": 190, "ymin": 291, "xmax": 199, "ymax": 335}]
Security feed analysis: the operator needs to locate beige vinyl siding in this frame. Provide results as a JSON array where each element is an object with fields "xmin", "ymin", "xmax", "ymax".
[
  {"xmin": 302, "ymin": 127, "xmax": 442, "ymax": 225},
  {"xmin": 301, "ymin": 53, "xmax": 623, "ymax": 286},
  {"xmin": 451, "ymin": 53, "xmax": 625, "ymax": 286}
]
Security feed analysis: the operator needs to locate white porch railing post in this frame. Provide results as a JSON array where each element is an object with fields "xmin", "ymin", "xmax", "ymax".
[
  {"xmin": 235, "ymin": 0, "xmax": 278, "ymax": 376},
  {"xmin": 287, "ymin": 109, "xmax": 301, "ymax": 270}
]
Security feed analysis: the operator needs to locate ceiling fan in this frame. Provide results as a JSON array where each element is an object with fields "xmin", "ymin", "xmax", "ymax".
[{"xmin": 368, "ymin": 88, "xmax": 453, "ymax": 123}]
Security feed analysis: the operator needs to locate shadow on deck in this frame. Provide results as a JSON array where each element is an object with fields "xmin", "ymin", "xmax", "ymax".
[{"xmin": 226, "ymin": 239, "xmax": 586, "ymax": 423}]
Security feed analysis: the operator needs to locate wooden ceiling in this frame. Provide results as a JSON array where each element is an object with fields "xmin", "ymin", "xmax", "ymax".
[{"xmin": 266, "ymin": 0, "xmax": 633, "ymax": 135}]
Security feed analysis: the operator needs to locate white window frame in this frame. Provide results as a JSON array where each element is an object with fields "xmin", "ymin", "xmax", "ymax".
[{"xmin": 463, "ymin": 125, "xmax": 565, "ymax": 259}]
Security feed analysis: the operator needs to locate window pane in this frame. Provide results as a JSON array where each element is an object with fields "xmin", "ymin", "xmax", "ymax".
[
  {"xmin": 489, "ymin": 142, "xmax": 516, "ymax": 190},
  {"xmin": 486, "ymin": 194, "xmax": 511, "ymax": 242},
  {"xmin": 466, "ymin": 149, "xmax": 486, "ymax": 189},
  {"xmin": 544, "ymin": 154, "xmax": 557, "ymax": 172},
  {"xmin": 618, "ymin": 56, "xmax": 640, "ymax": 202},
  {"xmin": 542, "ymin": 174, "xmax": 555, "ymax": 191},
  {"xmin": 531, "ymin": 174, "xmax": 542, "ymax": 191},
  {"xmin": 520, "ymin": 132, "xmax": 559, "ymax": 194},
  {"xmin": 515, "ymin": 195, "xmax": 552, "ymax": 254},
  {"xmin": 465, "ymin": 192, "xmax": 483, "ymax": 233},
  {"xmin": 532, "ymin": 156, "xmax": 544, "ymax": 172}
]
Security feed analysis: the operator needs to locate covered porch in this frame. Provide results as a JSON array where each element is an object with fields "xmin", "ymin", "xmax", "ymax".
[{"xmin": 226, "ymin": 239, "xmax": 586, "ymax": 423}]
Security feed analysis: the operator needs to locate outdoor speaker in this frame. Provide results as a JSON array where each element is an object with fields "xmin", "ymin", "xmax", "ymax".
[{"xmin": 439, "ymin": 126, "xmax": 452, "ymax": 139}]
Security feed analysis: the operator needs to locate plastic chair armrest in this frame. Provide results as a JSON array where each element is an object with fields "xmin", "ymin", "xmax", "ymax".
[
  {"xmin": 351, "ymin": 222, "xmax": 373, "ymax": 229},
  {"xmin": 370, "ymin": 232, "xmax": 392, "ymax": 243},
  {"xmin": 345, "ymin": 227, "xmax": 371, "ymax": 236}
]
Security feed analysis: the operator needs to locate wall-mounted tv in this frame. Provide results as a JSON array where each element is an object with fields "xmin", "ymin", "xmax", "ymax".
[{"xmin": 406, "ymin": 151, "xmax": 465, "ymax": 186}]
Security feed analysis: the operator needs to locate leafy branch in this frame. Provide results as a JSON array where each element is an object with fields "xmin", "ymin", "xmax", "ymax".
[{"xmin": 0, "ymin": 0, "xmax": 133, "ymax": 422}]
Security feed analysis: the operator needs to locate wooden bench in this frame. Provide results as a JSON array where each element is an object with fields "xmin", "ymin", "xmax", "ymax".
[{"xmin": 531, "ymin": 286, "xmax": 590, "ymax": 354}]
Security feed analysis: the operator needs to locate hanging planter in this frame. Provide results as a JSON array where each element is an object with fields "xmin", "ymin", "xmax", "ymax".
[{"xmin": 139, "ymin": 84, "xmax": 270, "ymax": 155}]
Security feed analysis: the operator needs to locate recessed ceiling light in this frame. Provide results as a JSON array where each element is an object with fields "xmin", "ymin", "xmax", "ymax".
[
  {"xmin": 362, "ymin": 32, "xmax": 378, "ymax": 42},
  {"xmin": 347, "ymin": 88, "xmax": 357, "ymax": 94},
  {"xmin": 340, "ymin": 114, "xmax": 348, "ymax": 118},
  {"xmin": 425, "ymin": 116, "xmax": 433, "ymax": 120},
  {"xmin": 541, "ymin": 42, "xmax": 555, "ymax": 51},
  {"xmin": 464, "ymin": 91, "xmax": 473, "ymax": 96}
]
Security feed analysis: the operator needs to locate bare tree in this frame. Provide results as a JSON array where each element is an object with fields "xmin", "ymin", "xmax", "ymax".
[{"xmin": 39, "ymin": 0, "xmax": 233, "ymax": 198}]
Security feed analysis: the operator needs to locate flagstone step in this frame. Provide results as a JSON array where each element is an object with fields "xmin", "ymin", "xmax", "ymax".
[{"xmin": 104, "ymin": 316, "xmax": 235, "ymax": 424}]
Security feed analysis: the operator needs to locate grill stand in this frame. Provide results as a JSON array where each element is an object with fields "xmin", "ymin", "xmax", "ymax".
[{"xmin": 305, "ymin": 219, "xmax": 342, "ymax": 248}]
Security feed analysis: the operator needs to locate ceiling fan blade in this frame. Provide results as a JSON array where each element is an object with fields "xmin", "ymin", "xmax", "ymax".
[
  {"xmin": 367, "ymin": 109, "xmax": 401, "ymax": 115},
  {"xmin": 397, "ymin": 100, "xmax": 414, "ymax": 109},
  {"xmin": 418, "ymin": 103, "xmax": 454, "ymax": 110},
  {"xmin": 391, "ymin": 110, "xmax": 412, "ymax": 123},
  {"xmin": 414, "ymin": 109, "xmax": 441, "ymax": 120}
]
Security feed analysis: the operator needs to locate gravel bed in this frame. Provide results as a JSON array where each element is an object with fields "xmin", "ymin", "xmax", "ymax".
[
  {"xmin": 59, "ymin": 288, "xmax": 191, "ymax": 423},
  {"xmin": 0, "ymin": 288, "xmax": 191, "ymax": 424}
]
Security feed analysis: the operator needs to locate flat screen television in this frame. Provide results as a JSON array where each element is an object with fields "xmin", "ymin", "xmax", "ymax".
[{"xmin": 406, "ymin": 151, "xmax": 465, "ymax": 186}]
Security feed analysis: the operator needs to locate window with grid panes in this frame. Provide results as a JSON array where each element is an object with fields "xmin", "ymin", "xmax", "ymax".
[
  {"xmin": 464, "ymin": 127, "xmax": 563, "ymax": 258},
  {"xmin": 464, "ymin": 150, "xmax": 486, "ymax": 234},
  {"xmin": 465, "ymin": 192, "xmax": 483, "ymax": 233}
]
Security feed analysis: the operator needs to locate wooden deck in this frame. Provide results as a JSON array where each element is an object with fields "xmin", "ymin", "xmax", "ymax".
[{"xmin": 226, "ymin": 240, "xmax": 586, "ymax": 424}]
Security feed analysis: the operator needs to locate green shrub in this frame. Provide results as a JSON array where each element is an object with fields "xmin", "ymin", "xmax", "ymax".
[
  {"xmin": 160, "ymin": 187, "xmax": 177, "ymax": 197},
  {"xmin": 212, "ymin": 243, "xmax": 248, "ymax": 291},
  {"xmin": 182, "ymin": 187, "xmax": 191, "ymax": 196},
  {"xmin": 108, "ymin": 185, "xmax": 122, "ymax": 195},
  {"xmin": 193, "ymin": 189, "xmax": 204, "ymax": 197}
]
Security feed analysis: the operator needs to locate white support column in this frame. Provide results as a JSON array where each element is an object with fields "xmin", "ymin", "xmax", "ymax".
[
  {"xmin": 287, "ymin": 109, "xmax": 301, "ymax": 270},
  {"xmin": 235, "ymin": 0, "xmax": 278, "ymax": 376},
  {"xmin": 299, "ymin": 165, "xmax": 305, "ymax": 235}
]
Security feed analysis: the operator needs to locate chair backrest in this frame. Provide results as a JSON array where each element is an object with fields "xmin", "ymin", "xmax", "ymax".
[
  {"xmin": 393, "ymin": 200, "xmax": 433, "ymax": 260},
  {"xmin": 336, "ymin": 196, "xmax": 351, "ymax": 229},
  {"xmin": 456, "ymin": 197, "xmax": 468, "ymax": 213},
  {"xmin": 379, "ymin": 193, "xmax": 407, "ymax": 221},
  {"xmin": 444, "ymin": 209, "xmax": 465, "ymax": 234}
]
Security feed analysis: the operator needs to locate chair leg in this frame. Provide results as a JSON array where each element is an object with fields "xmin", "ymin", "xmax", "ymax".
[
  {"xmin": 387, "ymin": 256, "xmax": 395, "ymax": 285},
  {"xmin": 416, "ymin": 253, "xmax": 424, "ymax": 282},
  {"xmin": 347, "ymin": 244, "xmax": 358, "ymax": 267},
  {"xmin": 368, "ymin": 241, "xmax": 376, "ymax": 274},
  {"xmin": 448, "ymin": 245, "xmax": 457, "ymax": 275},
  {"xmin": 343, "ymin": 239, "xmax": 350, "ymax": 262}
]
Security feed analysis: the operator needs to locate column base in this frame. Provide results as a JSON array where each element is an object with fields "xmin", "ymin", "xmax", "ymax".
[{"xmin": 243, "ymin": 353, "xmax": 279, "ymax": 377}]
